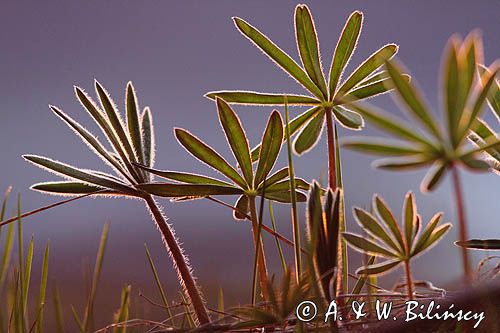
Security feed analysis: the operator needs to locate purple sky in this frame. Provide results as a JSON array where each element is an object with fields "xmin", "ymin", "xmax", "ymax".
[{"xmin": 1, "ymin": 0, "xmax": 499, "ymax": 326}]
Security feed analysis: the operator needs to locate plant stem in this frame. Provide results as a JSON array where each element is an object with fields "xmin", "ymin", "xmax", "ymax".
[
  {"xmin": 450, "ymin": 165, "xmax": 472, "ymax": 283},
  {"xmin": 404, "ymin": 260, "xmax": 414, "ymax": 300},
  {"xmin": 143, "ymin": 195, "xmax": 210, "ymax": 325},
  {"xmin": 284, "ymin": 98, "xmax": 302, "ymax": 282},
  {"xmin": 325, "ymin": 108, "xmax": 337, "ymax": 190},
  {"xmin": 248, "ymin": 196, "xmax": 270, "ymax": 302}
]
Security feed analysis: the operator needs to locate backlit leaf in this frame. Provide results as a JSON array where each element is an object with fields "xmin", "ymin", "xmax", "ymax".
[
  {"xmin": 343, "ymin": 232, "xmax": 398, "ymax": 258},
  {"xmin": 356, "ymin": 259, "xmax": 400, "ymax": 276},
  {"xmin": 293, "ymin": 110, "xmax": 325, "ymax": 155},
  {"xmin": 205, "ymin": 91, "xmax": 320, "ymax": 106},
  {"xmin": 255, "ymin": 111, "xmax": 284, "ymax": 187},
  {"xmin": 138, "ymin": 183, "xmax": 243, "ymax": 197}
]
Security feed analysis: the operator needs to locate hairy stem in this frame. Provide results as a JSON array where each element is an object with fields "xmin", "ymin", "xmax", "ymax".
[
  {"xmin": 248, "ymin": 196, "xmax": 270, "ymax": 301},
  {"xmin": 325, "ymin": 108, "xmax": 337, "ymax": 190},
  {"xmin": 143, "ymin": 195, "xmax": 210, "ymax": 325},
  {"xmin": 404, "ymin": 260, "xmax": 414, "ymax": 300},
  {"xmin": 450, "ymin": 165, "xmax": 472, "ymax": 283}
]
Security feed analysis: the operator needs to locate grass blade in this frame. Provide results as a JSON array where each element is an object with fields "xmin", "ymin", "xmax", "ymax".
[
  {"xmin": 35, "ymin": 243, "xmax": 50, "ymax": 333},
  {"xmin": 144, "ymin": 244, "xmax": 174, "ymax": 322},
  {"xmin": 52, "ymin": 286, "xmax": 65, "ymax": 333},
  {"xmin": 83, "ymin": 223, "xmax": 109, "ymax": 332},
  {"xmin": 268, "ymin": 201, "xmax": 286, "ymax": 273},
  {"xmin": 113, "ymin": 285, "xmax": 131, "ymax": 333}
]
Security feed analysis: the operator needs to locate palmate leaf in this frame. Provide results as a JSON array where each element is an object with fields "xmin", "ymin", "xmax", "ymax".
[
  {"xmin": 328, "ymin": 11, "xmax": 363, "ymax": 96},
  {"xmin": 216, "ymin": 98, "xmax": 253, "ymax": 185},
  {"xmin": 233, "ymin": 17, "xmax": 324, "ymax": 99},
  {"xmin": 23, "ymin": 155, "xmax": 137, "ymax": 195},
  {"xmin": 455, "ymin": 239, "xmax": 500, "ymax": 250},
  {"xmin": 295, "ymin": 5, "xmax": 328, "ymax": 98},
  {"xmin": 254, "ymin": 111, "xmax": 284, "ymax": 186},
  {"xmin": 205, "ymin": 91, "xmax": 320, "ymax": 106},
  {"xmin": 174, "ymin": 128, "xmax": 247, "ymax": 188},
  {"xmin": 138, "ymin": 183, "xmax": 244, "ymax": 197}
]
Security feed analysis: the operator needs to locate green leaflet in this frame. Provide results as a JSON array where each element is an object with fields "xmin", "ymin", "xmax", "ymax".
[
  {"xmin": 138, "ymin": 183, "xmax": 243, "ymax": 197},
  {"xmin": 353, "ymin": 208, "xmax": 401, "ymax": 253},
  {"xmin": 31, "ymin": 181, "xmax": 109, "ymax": 195},
  {"xmin": 50, "ymin": 106, "xmax": 128, "ymax": 180},
  {"xmin": 337, "ymin": 44, "xmax": 398, "ymax": 95},
  {"xmin": 134, "ymin": 164, "xmax": 233, "ymax": 187},
  {"xmin": 264, "ymin": 191, "xmax": 307, "ymax": 203},
  {"xmin": 332, "ymin": 106, "xmax": 363, "ymax": 130},
  {"xmin": 175, "ymin": 128, "xmax": 247, "ymax": 188},
  {"xmin": 265, "ymin": 178, "xmax": 310, "ymax": 193},
  {"xmin": 329, "ymin": 11, "xmax": 363, "ymax": 97},
  {"xmin": 403, "ymin": 192, "xmax": 416, "ymax": 251},
  {"xmin": 343, "ymin": 75, "xmax": 408, "ymax": 101},
  {"xmin": 23, "ymin": 155, "xmax": 136, "ymax": 195},
  {"xmin": 342, "ymin": 232, "xmax": 397, "ymax": 258},
  {"xmin": 234, "ymin": 195, "xmax": 250, "ymax": 220},
  {"xmin": 258, "ymin": 167, "xmax": 289, "ymax": 190},
  {"xmin": 233, "ymin": 17, "xmax": 324, "ymax": 99},
  {"xmin": 295, "ymin": 5, "xmax": 328, "ymax": 98},
  {"xmin": 293, "ymin": 109, "xmax": 325, "ymax": 155},
  {"xmin": 374, "ymin": 155, "xmax": 435, "ymax": 170},
  {"xmin": 443, "ymin": 39, "xmax": 461, "ymax": 147},
  {"xmin": 217, "ymin": 98, "xmax": 253, "ymax": 185},
  {"xmin": 141, "ymin": 107, "xmax": 155, "ymax": 169},
  {"xmin": 415, "ymin": 224, "xmax": 452, "ymax": 255},
  {"xmin": 455, "ymin": 239, "xmax": 500, "ymax": 250},
  {"xmin": 255, "ymin": 111, "xmax": 284, "ymax": 187},
  {"xmin": 421, "ymin": 161, "xmax": 447, "ymax": 192},
  {"xmin": 385, "ymin": 60, "xmax": 441, "ymax": 140},
  {"xmin": 342, "ymin": 137, "xmax": 423, "ymax": 156},
  {"xmin": 205, "ymin": 91, "xmax": 320, "ymax": 105},
  {"xmin": 373, "ymin": 196, "xmax": 405, "ymax": 251},
  {"xmin": 126, "ymin": 82, "xmax": 144, "ymax": 165},
  {"xmin": 250, "ymin": 106, "xmax": 322, "ymax": 161},
  {"xmin": 411, "ymin": 213, "xmax": 442, "ymax": 255},
  {"xmin": 356, "ymin": 260, "xmax": 400, "ymax": 275},
  {"xmin": 478, "ymin": 65, "xmax": 500, "ymax": 119}
]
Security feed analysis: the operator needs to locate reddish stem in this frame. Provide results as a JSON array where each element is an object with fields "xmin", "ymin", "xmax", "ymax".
[
  {"xmin": 325, "ymin": 108, "xmax": 337, "ymax": 190},
  {"xmin": 450, "ymin": 165, "xmax": 472, "ymax": 283},
  {"xmin": 404, "ymin": 260, "xmax": 414, "ymax": 300}
]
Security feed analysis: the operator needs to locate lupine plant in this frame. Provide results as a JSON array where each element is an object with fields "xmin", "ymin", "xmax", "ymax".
[
  {"xmin": 469, "ymin": 65, "xmax": 500, "ymax": 172},
  {"xmin": 21, "ymin": 82, "xmax": 210, "ymax": 325},
  {"xmin": 136, "ymin": 97, "xmax": 310, "ymax": 300},
  {"xmin": 343, "ymin": 33, "xmax": 500, "ymax": 281},
  {"xmin": 206, "ymin": 5, "xmax": 404, "ymax": 189},
  {"xmin": 343, "ymin": 192, "xmax": 452, "ymax": 300}
]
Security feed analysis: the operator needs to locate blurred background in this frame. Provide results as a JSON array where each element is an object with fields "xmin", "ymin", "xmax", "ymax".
[{"xmin": 1, "ymin": 0, "xmax": 499, "ymax": 328}]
